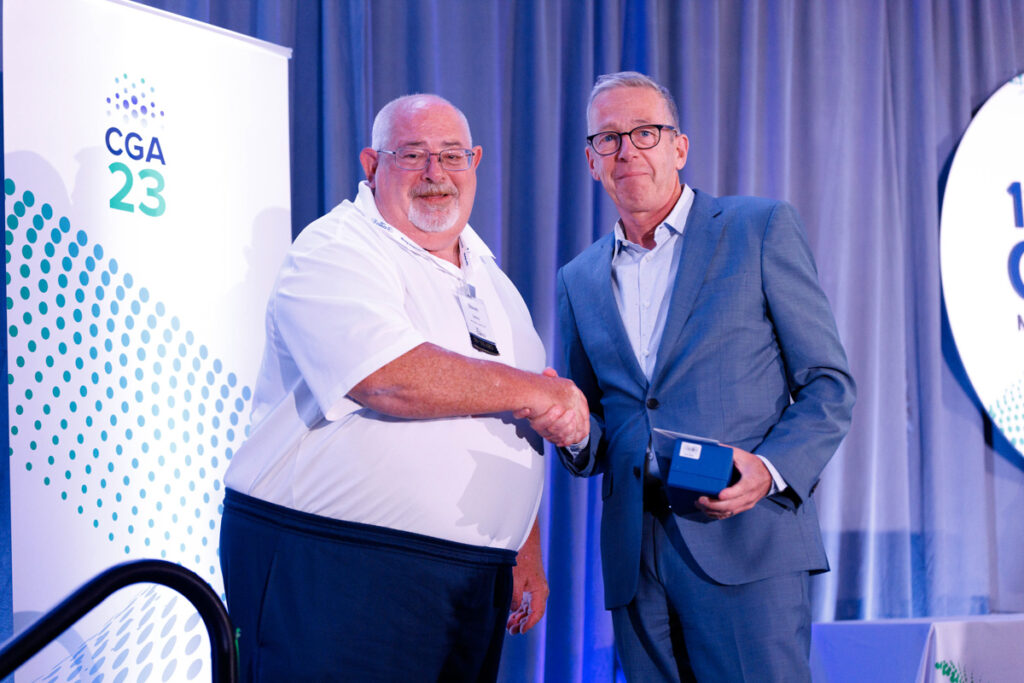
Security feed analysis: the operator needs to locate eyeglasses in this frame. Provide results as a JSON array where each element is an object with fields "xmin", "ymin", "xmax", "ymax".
[
  {"xmin": 378, "ymin": 147, "xmax": 475, "ymax": 171},
  {"xmin": 586, "ymin": 124, "xmax": 676, "ymax": 156}
]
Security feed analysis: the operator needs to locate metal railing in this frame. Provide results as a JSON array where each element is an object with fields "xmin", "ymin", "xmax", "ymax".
[{"xmin": 0, "ymin": 559, "xmax": 236, "ymax": 682}]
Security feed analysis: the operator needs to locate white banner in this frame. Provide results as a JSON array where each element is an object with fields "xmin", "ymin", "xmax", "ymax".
[{"xmin": 3, "ymin": 0, "xmax": 291, "ymax": 678}]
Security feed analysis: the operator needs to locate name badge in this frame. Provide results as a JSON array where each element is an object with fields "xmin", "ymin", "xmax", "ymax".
[{"xmin": 457, "ymin": 284, "xmax": 499, "ymax": 356}]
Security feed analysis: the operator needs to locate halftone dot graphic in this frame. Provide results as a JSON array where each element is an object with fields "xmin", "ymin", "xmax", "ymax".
[
  {"xmin": 6, "ymin": 178, "xmax": 251, "ymax": 601},
  {"xmin": 14, "ymin": 585, "xmax": 210, "ymax": 682},
  {"xmin": 989, "ymin": 373, "xmax": 1024, "ymax": 450}
]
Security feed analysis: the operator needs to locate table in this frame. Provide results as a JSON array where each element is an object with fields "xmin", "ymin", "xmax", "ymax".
[{"xmin": 810, "ymin": 613, "xmax": 1024, "ymax": 682}]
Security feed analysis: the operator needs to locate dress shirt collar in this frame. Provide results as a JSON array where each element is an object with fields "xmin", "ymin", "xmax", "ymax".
[{"xmin": 613, "ymin": 183, "xmax": 695, "ymax": 255}]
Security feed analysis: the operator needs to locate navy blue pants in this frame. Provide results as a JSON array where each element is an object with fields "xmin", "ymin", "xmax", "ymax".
[{"xmin": 220, "ymin": 490, "xmax": 516, "ymax": 682}]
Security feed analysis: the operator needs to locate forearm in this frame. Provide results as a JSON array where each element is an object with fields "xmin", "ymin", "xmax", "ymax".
[
  {"xmin": 508, "ymin": 517, "xmax": 548, "ymax": 634},
  {"xmin": 556, "ymin": 271, "xmax": 605, "ymax": 471},
  {"xmin": 348, "ymin": 342, "xmax": 572, "ymax": 419},
  {"xmin": 518, "ymin": 518, "xmax": 543, "ymax": 562}
]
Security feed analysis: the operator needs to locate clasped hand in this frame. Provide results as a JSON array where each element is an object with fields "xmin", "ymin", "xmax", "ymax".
[
  {"xmin": 513, "ymin": 368, "xmax": 589, "ymax": 447},
  {"xmin": 695, "ymin": 447, "xmax": 772, "ymax": 520}
]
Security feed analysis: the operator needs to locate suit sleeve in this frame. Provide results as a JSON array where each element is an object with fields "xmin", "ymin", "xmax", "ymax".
[
  {"xmin": 755, "ymin": 202, "xmax": 856, "ymax": 506},
  {"xmin": 556, "ymin": 267, "xmax": 606, "ymax": 478}
]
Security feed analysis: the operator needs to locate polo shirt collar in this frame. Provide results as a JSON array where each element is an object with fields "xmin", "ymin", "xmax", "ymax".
[{"xmin": 355, "ymin": 180, "xmax": 493, "ymax": 261}]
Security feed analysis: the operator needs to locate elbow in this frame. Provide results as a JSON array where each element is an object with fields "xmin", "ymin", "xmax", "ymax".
[{"xmin": 347, "ymin": 379, "xmax": 416, "ymax": 418}]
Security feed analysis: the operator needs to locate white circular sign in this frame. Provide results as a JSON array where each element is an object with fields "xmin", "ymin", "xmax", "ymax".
[{"xmin": 941, "ymin": 73, "xmax": 1024, "ymax": 458}]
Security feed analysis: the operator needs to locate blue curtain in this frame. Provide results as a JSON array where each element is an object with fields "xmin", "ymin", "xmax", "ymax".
[{"xmin": 5, "ymin": 0, "xmax": 1024, "ymax": 680}]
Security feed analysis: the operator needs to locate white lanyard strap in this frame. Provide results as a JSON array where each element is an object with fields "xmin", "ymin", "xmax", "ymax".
[{"xmin": 370, "ymin": 216, "xmax": 470, "ymax": 282}]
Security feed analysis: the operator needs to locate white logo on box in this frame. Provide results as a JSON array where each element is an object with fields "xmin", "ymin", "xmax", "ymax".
[{"xmin": 678, "ymin": 443, "xmax": 702, "ymax": 460}]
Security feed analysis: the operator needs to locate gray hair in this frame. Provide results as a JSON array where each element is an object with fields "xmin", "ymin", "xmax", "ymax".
[
  {"xmin": 370, "ymin": 94, "xmax": 472, "ymax": 150},
  {"xmin": 587, "ymin": 71, "xmax": 680, "ymax": 131}
]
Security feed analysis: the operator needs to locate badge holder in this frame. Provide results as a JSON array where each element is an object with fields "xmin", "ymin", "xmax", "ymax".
[{"xmin": 457, "ymin": 283, "xmax": 499, "ymax": 356}]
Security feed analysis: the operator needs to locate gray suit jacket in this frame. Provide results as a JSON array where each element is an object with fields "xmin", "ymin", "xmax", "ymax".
[{"xmin": 557, "ymin": 189, "xmax": 856, "ymax": 609}]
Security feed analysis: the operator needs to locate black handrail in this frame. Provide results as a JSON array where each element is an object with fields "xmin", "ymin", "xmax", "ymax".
[{"xmin": 0, "ymin": 559, "xmax": 236, "ymax": 682}]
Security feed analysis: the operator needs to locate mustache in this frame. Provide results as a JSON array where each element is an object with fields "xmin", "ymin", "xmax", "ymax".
[{"xmin": 411, "ymin": 182, "xmax": 459, "ymax": 199}]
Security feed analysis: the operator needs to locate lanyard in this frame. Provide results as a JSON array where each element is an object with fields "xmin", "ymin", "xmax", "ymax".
[
  {"xmin": 370, "ymin": 215, "xmax": 499, "ymax": 355},
  {"xmin": 370, "ymin": 216, "xmax": 472, "ymax": 283}
]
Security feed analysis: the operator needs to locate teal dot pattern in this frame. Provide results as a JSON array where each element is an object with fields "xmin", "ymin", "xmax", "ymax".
[
  {"xmin": 5, "ymin": 177, "xmax": 252, "ymax": 588},
  {"xmin": 988, "ymin": 372, "xmax": 1024, "ymax": 452},
  {"xmin": 35, "ymin": 585, "xmax": 209, "ymax": 683}
]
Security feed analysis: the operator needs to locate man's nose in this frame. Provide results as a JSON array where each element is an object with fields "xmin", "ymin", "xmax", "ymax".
[
  {"xmin": 422, "ymin": 154, "xmax": 449, "ymax": 180},
  {"xmin": 616, "ymin": 135, "xmax": 639, "ymax": 159}
]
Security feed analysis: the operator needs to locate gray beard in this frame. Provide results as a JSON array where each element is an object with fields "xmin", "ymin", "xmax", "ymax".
[{"xmin": 408, "ymin": 198, "xmax": 460, "ymax": 233}]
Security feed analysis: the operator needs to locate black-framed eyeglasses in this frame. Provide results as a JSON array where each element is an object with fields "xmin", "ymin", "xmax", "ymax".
[
  {"xmin": 378, "ymin": 146, "xmax": 475, "ymax": 171},
  {"xmin": 586, "ymin": 124, "xmax": 676, "ymax": 156}
]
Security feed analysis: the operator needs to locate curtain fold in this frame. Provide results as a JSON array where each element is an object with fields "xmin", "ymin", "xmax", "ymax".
[{"xmin": 5, "ymin": 0, "xmax": 1023, "ymax": 680}]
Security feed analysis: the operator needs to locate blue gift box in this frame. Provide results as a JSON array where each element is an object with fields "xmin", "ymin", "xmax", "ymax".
[
  {"xmin": 666, "ymin": 438, "xmax": 734, "ymax": 495},
  {"xmin": 652, "ymin": 429, "xmax": 735, "ymax": 511}
]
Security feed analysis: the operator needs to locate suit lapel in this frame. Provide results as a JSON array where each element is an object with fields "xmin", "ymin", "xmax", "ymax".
[
  {"xmin": 575, "ymin": 235, "xmax": 647, "ymax": 388},
  {"xmin": 650, "ymin": 190, "xmax": 724, "ymax": 385}
]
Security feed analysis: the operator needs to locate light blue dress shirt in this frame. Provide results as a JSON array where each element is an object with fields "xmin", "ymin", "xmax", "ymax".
[
  {"xmin": 610, "ymin": 186, "xmax": 694, "ymax": 379},
  {"xmin": 609, "ymin": 186, "xmax": 692, "ymax": 478}
]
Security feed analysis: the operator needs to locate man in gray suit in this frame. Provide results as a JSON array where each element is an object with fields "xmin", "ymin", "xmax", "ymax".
[{"xmin": 555, "ymin": 72, "xmax": 856, "ymax": 681}]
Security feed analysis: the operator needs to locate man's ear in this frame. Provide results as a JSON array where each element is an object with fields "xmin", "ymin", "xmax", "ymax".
[
  {"xmin": 585, "ymin": 146, "xmax": 600, "ymax": 181},
  {"xmin": 674, "ymin": 133, "xmax": 689, "ymax": 171},
  {"xmin": 359, "ymin": 148, "xmax": 379, "ymax": 189}
]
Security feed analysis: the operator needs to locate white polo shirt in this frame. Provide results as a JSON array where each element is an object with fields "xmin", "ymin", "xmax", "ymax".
[{"xmin": 224, "ymin": 182, "xmax": 547, "ymax": 550}]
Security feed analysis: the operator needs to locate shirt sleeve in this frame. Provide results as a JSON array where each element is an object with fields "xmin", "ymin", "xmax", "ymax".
[
  {"xmin": 270, "ymin": 223, "xmax": 426, "ymax": 420},
  {"xmin": 756, "ymin": 455, "xmax": 787, "ymax": 495}
]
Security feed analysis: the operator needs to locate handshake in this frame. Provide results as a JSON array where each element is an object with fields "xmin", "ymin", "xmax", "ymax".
[{"xmin": 514, "ymin": 368, "xmax": 590, "ymax": 448}]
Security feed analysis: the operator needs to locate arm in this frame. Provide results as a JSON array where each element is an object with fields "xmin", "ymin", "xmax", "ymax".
[
  {"xmin": 272, "ymin": 225, "xmax": 587, "ymax": 446},
  {"xmin": 506, "ymin": 518, "xmax": 548, "ymax": 634},
  {"xmin": 349, "ymin": 342, "xmax": 589, "ymax": 447},
  {"xmin": 701, "ymin": 202, "xmax": 855, "ymax": 518},
  {"xmin": 555, "ymin": 268, "xmax": 607, "ymax": 477}
]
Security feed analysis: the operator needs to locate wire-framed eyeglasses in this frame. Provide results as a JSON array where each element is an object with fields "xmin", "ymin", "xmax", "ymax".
[
  {"xmin": 378, "ymin": 147, "xmax": 475, "ymax": 171},
  {"xmin": 586, "ymin": 124, "xmax": 676, "ymax": 156}
]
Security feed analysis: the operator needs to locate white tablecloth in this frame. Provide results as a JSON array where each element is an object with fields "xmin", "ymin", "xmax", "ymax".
[{"xmin": 810, "ymin": 613, "xmax": 1024, "ymax": 682}]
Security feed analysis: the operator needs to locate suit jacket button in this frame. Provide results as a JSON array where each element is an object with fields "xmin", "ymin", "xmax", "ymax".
[
  {"xmin": 646, "ymin": 398, "xmax": 659, "ymax": 409},
  {"xmin": 633, "ymin": 466, "xmax": 642, "ymax": 479}
]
